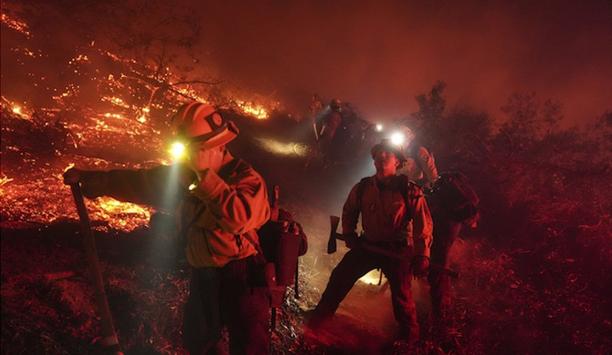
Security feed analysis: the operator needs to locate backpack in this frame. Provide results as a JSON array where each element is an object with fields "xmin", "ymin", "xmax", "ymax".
[
  {"xmin": 430, "ymin": 172, "xmax": 479, "ymax": 224},
  {"xmin": 256, "ymin": 188, "xmax": 308, "ymax": 330}
]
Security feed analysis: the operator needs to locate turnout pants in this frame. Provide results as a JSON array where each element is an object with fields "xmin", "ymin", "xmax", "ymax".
[
  {"xmin": 428, "ymin": 214, "xmax": 462, "ymax": 322},
  {"xmin": 183, "ymin": 256, "xmax": 270, "ymax": 355},
  {"xmin": 312, "ymin": 247, "xmax": 419, "ymax": 343}
]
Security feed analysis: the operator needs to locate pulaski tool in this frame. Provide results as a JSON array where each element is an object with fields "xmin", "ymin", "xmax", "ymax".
[
  {"xmin": 70, "ymin": 183, "xmax": 123, "ymax": 354},
  {"xmin": 328, "ymin": 215, "xmax": 458, "ymax": 279}
]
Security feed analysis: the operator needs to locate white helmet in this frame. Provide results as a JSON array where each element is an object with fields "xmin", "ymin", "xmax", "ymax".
[{"xmin": 172, "ymin": 102, "xmax": 239, "ymax": 150}]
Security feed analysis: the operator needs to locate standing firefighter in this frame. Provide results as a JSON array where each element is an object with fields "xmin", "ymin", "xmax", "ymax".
[
  {"xmin": 396, "ymin": 126, "xmax": 438, "ymax": 189},
  {"xmin": 309, "ymin": 139, "xmax": 433, "ymax": 348},
  {"xmin": 317, "ymin": 98, "xmax": 344, "ymax": 166},
  {"xmin": 426, "ymin": 172, "xmax": 479, "ymax": 343},
  {"xmin": 63, "ymin": 102, "xmax": 271, "ymax": 355}
]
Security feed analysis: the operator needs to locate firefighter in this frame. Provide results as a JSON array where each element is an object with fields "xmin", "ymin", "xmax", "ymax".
[
  {"xmin": 317, "ymin": 98, "xmax": 344, "ymax": 166},
  {"xmin": 397, "ymin": 126, "xmax": 438, "ymax": 189},
  {"xmin": 309, "ymin": 94, "xmax": 324, "ymax": 141},
  {"xmin": 308, "ymin": 139, "xmax": 433, "ymax": 348},
  {"xmin": 395, "ymin": 125, "xmax": 472, "ymax": 345},
  {"xmin": 63, "ymin": 102, "xmax": 271, "ymax": 355}
]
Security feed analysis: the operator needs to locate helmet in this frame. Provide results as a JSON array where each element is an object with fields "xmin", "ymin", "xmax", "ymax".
[
  {"xmin": 172, "ymin": 102, "xmax": 239, "ymax": 150},
  {"xmin": 370, "ymin": 139, "xmax": 406, "ymax": 164},
  {"xmin": 329, "ymin": 98, "xmax": 342, "ymax": 112}
]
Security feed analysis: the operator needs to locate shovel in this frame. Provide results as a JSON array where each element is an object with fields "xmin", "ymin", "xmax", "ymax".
[{"xmin": 70, "ymin": 183, "xmax": 122, "ymax": 354}]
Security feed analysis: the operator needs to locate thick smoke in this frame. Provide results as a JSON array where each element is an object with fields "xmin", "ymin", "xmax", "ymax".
[{"xmin": 191, "ymin": 0, "xmax": 612, "ymax": 122}]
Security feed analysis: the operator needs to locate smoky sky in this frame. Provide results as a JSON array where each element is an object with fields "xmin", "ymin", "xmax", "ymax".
[{"xmin": 190, "ymin": 0, "xmax": 612, "ymax": 123}]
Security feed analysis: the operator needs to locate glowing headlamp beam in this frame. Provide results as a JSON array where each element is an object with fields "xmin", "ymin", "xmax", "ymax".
[
  {"xmin": 390, "ymin": 131, "xmax": 406, "ymax": 146},
  {"xmin": 169, "ymin": 141, "xmax": 186, "ymax": 160}
]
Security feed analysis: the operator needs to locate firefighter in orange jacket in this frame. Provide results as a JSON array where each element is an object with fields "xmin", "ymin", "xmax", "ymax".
[
  {"xmin": 309, "ymin": 140, "xmax": 433, "ymax": 347},
  {"xmin": 64, "ymin": 102, "xmax": 271, "ymax": 355}
]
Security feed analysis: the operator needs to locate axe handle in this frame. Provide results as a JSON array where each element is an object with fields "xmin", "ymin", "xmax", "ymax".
[
  {"xmin": 334, "ymin": 231, "xmax": 460, "ymax": 279},
  {"xmin": 70, "ymin": 184, "xmax": 122, "ymax": 353}
]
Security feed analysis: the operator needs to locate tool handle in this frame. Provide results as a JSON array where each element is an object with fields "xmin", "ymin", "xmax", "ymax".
[{"xmin": 70, "ymin": 184, "xmax": 122, "ymax": 354}]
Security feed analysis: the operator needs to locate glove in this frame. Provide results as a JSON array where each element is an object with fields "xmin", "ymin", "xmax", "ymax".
[
  {"xmin": 411, "ymin": 255, "xmax": 430, "ymax": 277},
  {"xmin": 343, "ymin": 232, "xmax": 359, "ymax": 249},
  {"xmin": 177, "ymin": 164, "xmax": 197, "ymax": 190},
  {"xmin": 63, "ymin": 167, "xmax": 107, "ymax": 198},
  {"xmin": 62, "ymin": 167, "xmax": 83, "ymax": 185}
]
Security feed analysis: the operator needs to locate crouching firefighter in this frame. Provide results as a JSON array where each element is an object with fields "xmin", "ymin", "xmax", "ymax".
[
  {"xmin": 308, "ymin": 139, "xmax": 433, "ymax": 348},
  {"xmin": 63, "ymin": 102, "xmax": 272, "ymax": 355}
]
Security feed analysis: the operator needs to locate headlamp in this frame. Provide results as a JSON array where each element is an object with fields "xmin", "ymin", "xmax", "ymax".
[
  {"xmin": 375, "ymin": 123, "xmax": 383, "ymax": 132},
  {"xmin": 390, "ymin": 131, "xmax": 406, "ymax": 146},
  {"xmin": 169, "ymin": 141, "xmax": 187, "ymax": 160}
]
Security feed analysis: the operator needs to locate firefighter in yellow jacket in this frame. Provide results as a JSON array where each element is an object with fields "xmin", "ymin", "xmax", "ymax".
[
  {"xmin": 64, "ymin": 102, "xmax": 271, "ymax": 354},
  {"xmin": 309, "ymin": 139, "xmax": 433, "ymax": 348}
]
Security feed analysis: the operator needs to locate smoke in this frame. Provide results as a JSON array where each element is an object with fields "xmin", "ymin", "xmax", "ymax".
[
  {"xmin": 4, "ymin": 0, "xmax": 610, "ymax": 123},
  {"xmin": 189, "ymin": 0, "xmax": 612, "ymax": 123}
]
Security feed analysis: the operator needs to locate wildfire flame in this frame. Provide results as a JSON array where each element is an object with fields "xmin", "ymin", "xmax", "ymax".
[
  {"xmin": 1, "ymin": 13, "xmax": 276, "ymax": 233},
  {"xmin": 236, "ymin": 100, "xmax": 269, "ymax": 120},
  {"xmin": 89, "ymin": 197, "xmax": 152, "ymax": 231}
]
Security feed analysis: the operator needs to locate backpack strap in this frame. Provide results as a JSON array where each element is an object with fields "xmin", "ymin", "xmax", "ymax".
[
  {"xmin": 354, "ymin": 177, "xmax": 371, "ymax": 211},
  {"xmin": 355, "ymin": 175, "xmax": 413, "ymax": 220}
]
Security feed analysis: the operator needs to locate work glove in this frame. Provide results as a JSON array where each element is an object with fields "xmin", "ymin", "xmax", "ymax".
[
  {"xmin": 411, "ymin": 255, "xmax": 430, "ymax": 277},
  {"xmin": 176, "ymin": 164, "xmax": 198, "ymax": 190},
  {"xmin": 62, "ymin": 167, "xmax": 82, "ymax": 185},
  {"xmin": 343, "ymin": 232, "xmax": 359, "ymax": 249},
  {"xmin": 62, "ymin": 167, "xmax": 107, "ymax": 198}
]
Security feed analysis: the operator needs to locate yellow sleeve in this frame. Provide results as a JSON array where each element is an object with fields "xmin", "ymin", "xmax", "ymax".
[
  {"xmin": 192, "ymin": 167, "xmax": 270, "ymax": 235},
  {"xmin": 407, "ymin": 184, "xmax": 433, "ymax": 258},
  {"xmin": 416, "ymin": 146, "xmax": 439, "ymax": 186}
]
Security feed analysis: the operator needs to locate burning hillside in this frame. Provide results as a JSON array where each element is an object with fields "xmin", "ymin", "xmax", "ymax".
[{"xmin": 2, "ymin": 2, "xmax": 612, "ymax": 355}]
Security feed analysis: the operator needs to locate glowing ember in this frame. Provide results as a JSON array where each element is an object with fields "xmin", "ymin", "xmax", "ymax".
[
  {"xmin": 89, "ymin": 197, "xmax": 152, "ymax": 231},
  {"xmin": 2, "ymin": 97, "xmax": 31, "ymax": 120},
  {"xmin": 103, "ymin": 112, "xmax": 125, "ymax": 119},
  {"xmin": 1, "ymin": 13, "xmax": 31, "ymax": 37},
  {"xmin": 0, "ymin": 13, "xmax": 278, "ymax": 234},
  {"xmin": 0, "ymin": 175, "xmax": 14, "ymax": 194},
  {"xmin": 102, "ymin": 96, "xmax": 130, "ymax": 109}
]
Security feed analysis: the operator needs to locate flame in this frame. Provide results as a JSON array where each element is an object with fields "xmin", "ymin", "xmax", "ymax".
[
  {"xmin": 1, "ymin": 14, "xmax": 283, "ymax": 235},
  {"xmin": 0, "ymin": 175, "xmax": 15, "ymax": 195},
  {"xmin": 89, "ymin": 197, "xmax": 152, "ymax": 231},
  {"xmin": 236, "ymin": 100, "xmax": 269, "ymax": 119},
  {"xmin": 2, "ymin": 97, "xmax": 32, "ymax": 120},
  {"xmin": 63, "ymin": 163, "xmax": 75, "ymax": 173}
]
